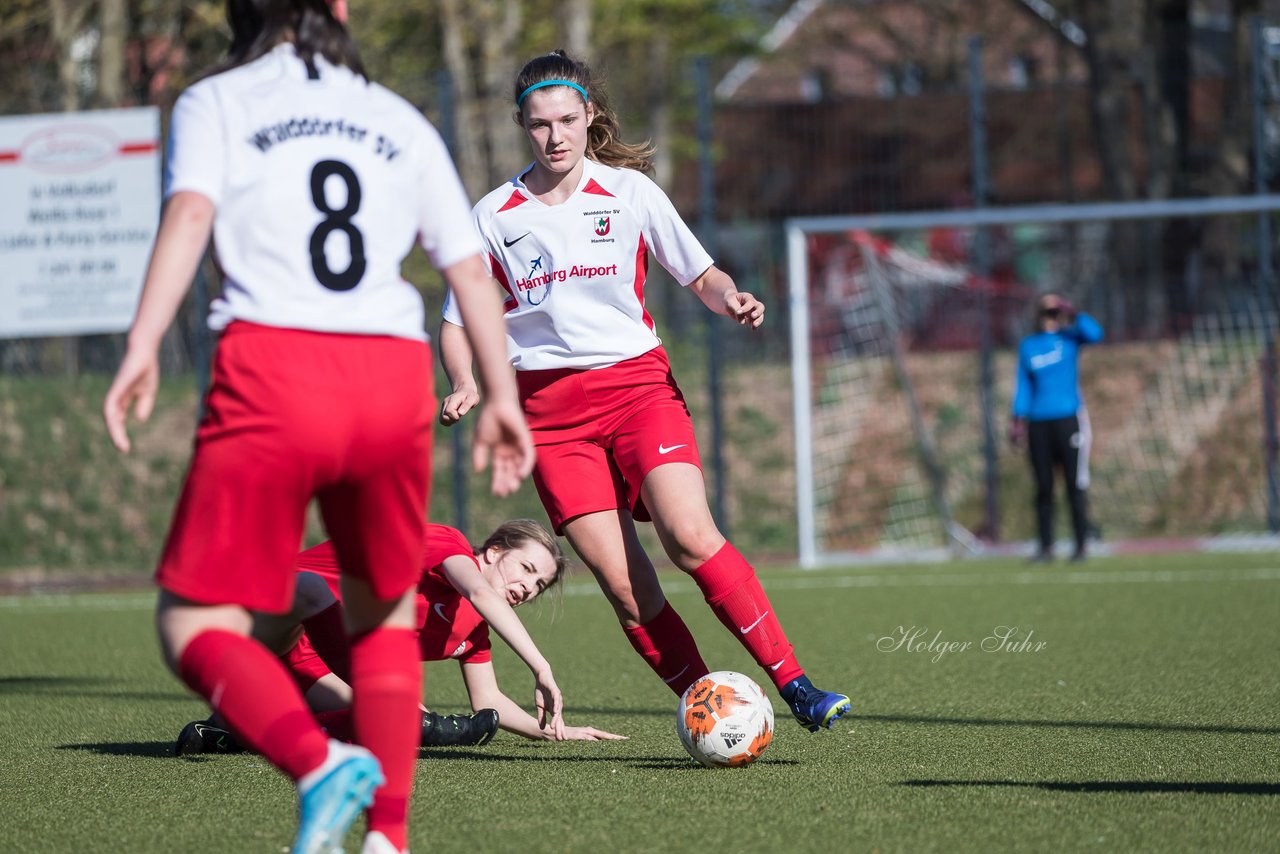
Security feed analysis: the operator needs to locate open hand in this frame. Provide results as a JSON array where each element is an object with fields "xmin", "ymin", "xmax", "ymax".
[
  {"xmin": 556, "ymin": 725, "xmax": 627, "ymax": 741},
  {"xmin": 103, "ymin": 348, "xmax": 160, "ymax": 453},
  {"xmin": 472, "ymin": 398, "xmax": 535, "ymax": 497},
  {"xmin": 533, "ymin": 668, "xmax": 565, "ymax": 740}
]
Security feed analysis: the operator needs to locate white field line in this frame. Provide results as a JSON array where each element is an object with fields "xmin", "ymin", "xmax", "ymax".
[
  {"xmin": 4, "ymin": 566, "xmax": 1279, "ymax": 612},
  {"xmin": 576, "ymin": 566, "xmax": 1280, "ymax": 596},
  {"xmin": 0, "ymin": 593, "xmax": 157, "ymax": 611}
]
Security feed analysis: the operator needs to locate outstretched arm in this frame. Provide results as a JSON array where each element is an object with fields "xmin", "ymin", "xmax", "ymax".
[
  {"xmin": 104, "ymin": 191, "xmax": 214, "ymax": 453},
  {"xmin": 441, "ymin": 555, "xmax": 564, "ymax": 736},
  {"xmin": 460, "ymin": 661, "xmax": 626, "ymax": 741},
  {"xmin": 688, "ymin": 264, "xmax": 765, "ymax": 329}
]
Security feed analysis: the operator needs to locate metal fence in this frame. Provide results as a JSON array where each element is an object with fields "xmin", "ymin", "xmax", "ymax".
[{"xmin": 4, "ymin": 23, "xmax": 1280, "ymax": 568}]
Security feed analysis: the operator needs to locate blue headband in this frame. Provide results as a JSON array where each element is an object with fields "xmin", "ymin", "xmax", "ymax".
[{"xmin": 517, "ymin": 80, "xmax": 589, "ymax": 107}]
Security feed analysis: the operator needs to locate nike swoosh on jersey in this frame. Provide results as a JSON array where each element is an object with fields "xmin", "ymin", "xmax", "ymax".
[
  {"xmin": 503, "ymin": 232, "xmax": 531, "ymax": 247},
  {"xmin": 433, "ymin": 603, "xmax": 452, "ymax": 623},
  {"xmin": 739, "ymin": 611, "xmax": 769, "ymax": 634},
  {"xmin": 658, "ymin": 443, "xmax": 688, "ymax": 455}
]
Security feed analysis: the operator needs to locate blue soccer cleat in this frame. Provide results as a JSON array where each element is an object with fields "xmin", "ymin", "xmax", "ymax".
[
  {"xmin": 292, "ymin": 740, "xmax": 384, "ymax": 854},
  {"xmin": 782, "ymin": 676, "xmax": 852, "ymax": 733}
]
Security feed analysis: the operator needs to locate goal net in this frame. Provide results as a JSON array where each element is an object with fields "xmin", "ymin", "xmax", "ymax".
[
  {"xmin": 790, "ymin": 228, "xmax": 987, "ymax": 563},
  {"xmin": 788, "ymin": 200, "xmax": 1280, "ymax": 567}
]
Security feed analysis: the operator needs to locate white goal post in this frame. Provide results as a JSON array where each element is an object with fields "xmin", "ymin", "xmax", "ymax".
[{"xmin": 788, "ymin": 195, "xmax": 1280, "ymax": 568}]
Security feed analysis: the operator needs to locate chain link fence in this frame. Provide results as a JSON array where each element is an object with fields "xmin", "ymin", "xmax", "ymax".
[{"xmin": 5, "ymin": 24, "xmax": 1280, "ymax": 570}]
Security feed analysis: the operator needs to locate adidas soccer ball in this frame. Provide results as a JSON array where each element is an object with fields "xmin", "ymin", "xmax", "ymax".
[{"xmin": 676, "ymin": 670, "xmax": 775, "ymax": 768}]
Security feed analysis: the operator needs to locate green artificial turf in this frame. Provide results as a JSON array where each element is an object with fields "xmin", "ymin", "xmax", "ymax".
[{"xmin": 1, "ymin": 551, "xmax": 1277, "ymax": 852}]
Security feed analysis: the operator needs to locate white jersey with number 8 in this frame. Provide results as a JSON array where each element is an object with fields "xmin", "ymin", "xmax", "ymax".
[{"xmin": 166, "ymin": 43, "xmax": 480, "ymax": 341}]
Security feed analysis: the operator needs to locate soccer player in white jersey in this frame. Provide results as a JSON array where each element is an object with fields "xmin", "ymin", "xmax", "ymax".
[
  {"xmin": 439, "ymin": 50, "xmax": 851, "ymax": 734},
  {"xmin": 102, "ymin": 3, "xmax": 534, "ymax": 853}
]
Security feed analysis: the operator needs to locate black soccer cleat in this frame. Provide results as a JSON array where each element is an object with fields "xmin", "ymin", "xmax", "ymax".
[
  {"xmin": 175, "ymin": 719, "xmax": 244, "ymax": 756},
  {"xmin": 420, "ymin": 709, "xmax": 500, "ymax": 747}
]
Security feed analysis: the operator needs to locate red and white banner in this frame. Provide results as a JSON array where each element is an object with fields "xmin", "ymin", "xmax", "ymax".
[{"xmin": 0, "ymin": 107, "xmax": 160, "ymax": 338}]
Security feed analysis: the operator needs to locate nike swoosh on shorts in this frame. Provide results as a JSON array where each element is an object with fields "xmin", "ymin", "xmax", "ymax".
[{"xmin": 658, "ymin": 443, "xmax": 688, "ymax": 455}]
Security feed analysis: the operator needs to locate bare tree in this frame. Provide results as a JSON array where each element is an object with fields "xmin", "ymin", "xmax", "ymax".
[
  {"xmin": 558, "ymin": 0, "xmax": 593, "ymax": 60},
  {"xmin": 438, "ymin": 0, "xmax": 531, "ymax": 194},
  {"xmin": 439, "ymin": 0, "xmax": 488, "ymax": 196},
  {"xmin": 1202, "ymin": 0, "xmax": 1260, "ymax": 196},
  {"xmin": 1069, "ymin": 0, "xmax": 1268, "ymax": 326},
  {"xmin": 97, "ymin": 0, "xmax": 126, "ymax": 106},
  {"xmin": 48, "ymin": 0, "xmax": 92, "ymax": 111},
  {"xmin": 1072, "ymin": 0, "xmax": 1144, "ymax": 200},
  {"xmin": 648, "ymin": 32, "xmax": 673, "ymax": 187},
  {"xmin": 478, "ymin": 0, "xmax": 524, "ymax": 183}
]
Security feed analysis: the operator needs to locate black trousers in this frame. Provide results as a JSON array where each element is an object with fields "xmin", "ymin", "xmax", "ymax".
[{"xmin": 1027, "ymin": 414, "xmax": 1089, "ymax": 553}]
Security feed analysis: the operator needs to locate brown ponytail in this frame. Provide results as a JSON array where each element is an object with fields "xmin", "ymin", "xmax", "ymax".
[{"xmin": 514, "ymin": 50, "xmax": 654, "ymax": 174}]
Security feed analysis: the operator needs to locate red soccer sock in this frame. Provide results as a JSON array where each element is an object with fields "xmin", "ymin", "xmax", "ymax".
[
  {"xmin": 622, "ymin": 601, "xmax": 709, "ymax": 697},
  {"xmin": 301, "ymin": 602, "xmax": 351, "ymax": 683},
  {"xmin": 350, "ymin": 627, "xmax": 420, "ymax": 851},
  {"xmin": 178, "ymin": 629, "xmax": 329, "ymax": 781},
  {"xmin": 690, "ymin": 542, "xmax": 805, "ymax": 691},
  {"xmin": 313, "ymin": 708, "xmax": 356, "ymax": 743}
]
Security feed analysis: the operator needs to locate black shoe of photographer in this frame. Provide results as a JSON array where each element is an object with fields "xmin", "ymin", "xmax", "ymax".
[{"xmin": 421, "ymin": 709, "xmax": 500, "ymax": 747}]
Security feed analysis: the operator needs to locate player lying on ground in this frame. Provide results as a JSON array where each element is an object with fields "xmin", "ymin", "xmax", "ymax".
[{"xmin": 177, "ymin": 520, "xmax": 624, "ymax": 754}]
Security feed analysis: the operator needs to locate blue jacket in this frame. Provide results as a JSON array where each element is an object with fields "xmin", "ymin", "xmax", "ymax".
[{"xmin": 1012, "ymin": 313, "xmax": 1104, "ymax": 422}]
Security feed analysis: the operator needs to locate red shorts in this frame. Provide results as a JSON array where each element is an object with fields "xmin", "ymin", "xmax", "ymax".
[
  {"xmin": 516, "ymin": 347, "xmax": 701, "ymax": 533},
  {"xmin": 156, "ymin": 322, "xmax": 435, "ymax": 613},
  {"xmin": 281, "ymin": 634, "xmax": 332, "ymax": 696}
]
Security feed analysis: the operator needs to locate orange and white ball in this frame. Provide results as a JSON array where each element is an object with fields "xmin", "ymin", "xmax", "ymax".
[{"xmin": 676, "ymin": 670, "xmax": 775, "ymax": 767}]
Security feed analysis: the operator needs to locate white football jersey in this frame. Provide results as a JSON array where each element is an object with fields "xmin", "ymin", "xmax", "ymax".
[
  {"xmin": 443, "ymin": 158, "xmax": 713, "ymax": 370},
  {"xmin": 166, "ymin": 44, "xmax": 481, "ymax": 340}
]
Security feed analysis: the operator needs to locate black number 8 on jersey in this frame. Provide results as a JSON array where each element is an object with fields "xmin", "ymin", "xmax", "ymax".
[{"xmin": 309, "ymin": 160, "xmax": 367, "ymax": 291}]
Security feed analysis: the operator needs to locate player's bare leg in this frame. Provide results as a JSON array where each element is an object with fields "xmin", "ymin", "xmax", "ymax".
[
  {"xmin": 562, "ymin": 509, "xmax": 708, "ymax": 694},
  {"xmin": 562, "ymin": 509, "xmax": 665, "ymax": 625},
  {"xmin": 642, "ymin": 463, "xmax": 851, "ymax": 731}
]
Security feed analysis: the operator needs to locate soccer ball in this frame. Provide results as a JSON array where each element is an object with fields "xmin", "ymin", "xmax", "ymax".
[{"xmin": 676, "ymin": 670, "xmax": 775, "ymax": 768}]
